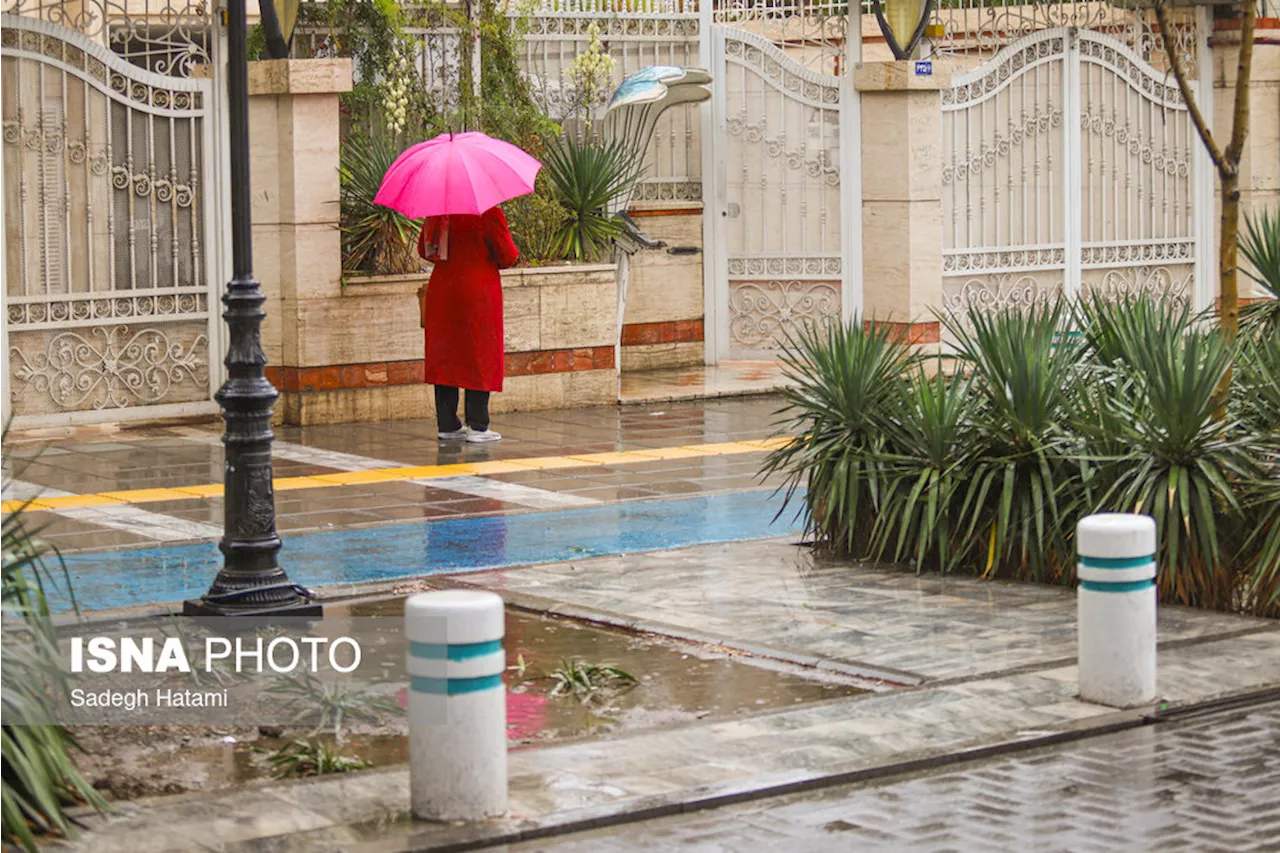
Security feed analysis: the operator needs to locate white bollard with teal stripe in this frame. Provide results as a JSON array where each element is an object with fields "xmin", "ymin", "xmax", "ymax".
[
  {"xmin": 1077, "ymin": 513, "xmax": 1157, "ymax": 708},
  {"xmin": 405, "ymin": 590, "xmax": 507, "ymax": 821}
]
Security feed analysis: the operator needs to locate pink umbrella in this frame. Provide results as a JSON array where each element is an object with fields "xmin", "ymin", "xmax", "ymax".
[{"xmin": 373, "ymin": 131, "xmax": 542, "ymax": 219}]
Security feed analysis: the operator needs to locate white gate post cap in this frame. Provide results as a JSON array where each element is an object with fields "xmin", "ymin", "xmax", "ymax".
[
  {"xmin": 405, "ymin": 590, "xmax": 505, "ymax": 645},
  {"xmin": 1077, "ymin": 513, "xmax": 1157, "ymax": 559}
]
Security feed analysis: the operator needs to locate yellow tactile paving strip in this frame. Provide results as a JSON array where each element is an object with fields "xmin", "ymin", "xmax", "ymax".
[{"xmin": 1, "ymin": 437, "xmax": 792, "ymax": 514}]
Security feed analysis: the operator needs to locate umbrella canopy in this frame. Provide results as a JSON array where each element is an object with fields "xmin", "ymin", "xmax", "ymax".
[{"xmin": 373, "ymin": 131, "xmax": 542, "ymax": 219}]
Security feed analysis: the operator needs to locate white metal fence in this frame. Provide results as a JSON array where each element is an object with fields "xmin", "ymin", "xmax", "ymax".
[
  {"xmin": 2, "ymin": 0, "xmax": 227, "ymax": 427},
  {"xmin": 940, "ymin": 25, "xmax": 1209, "ymax": 319}
]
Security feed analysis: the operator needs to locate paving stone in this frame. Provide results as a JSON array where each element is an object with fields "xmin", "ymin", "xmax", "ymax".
[{"xmin": 498, "ymin": 701, "xmax": 1280, "ymax": 852}]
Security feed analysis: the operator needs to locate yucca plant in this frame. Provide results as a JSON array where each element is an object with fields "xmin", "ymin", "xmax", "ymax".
[
  {"xmin": 2, "ymin": 489, "xmax": 109, "ymax": 850},
  {"xmin": 943, "ymin": 300, "xmax": 1084, "ymax": 581},
  {"xmin": 1234, "ymin": 332, "xmax": 1280, "ymax": 447},
  {"xmin": 1239, "ymin": 207, "xmax": 1280, "ymax": 336},
  {"xmin": 1241, "ymin": 476, "xmax": 1280, "ymax": 617},
  {"xmin": 1090, "ymin": 317, "xmax": 1256, "ymax": 610},
  {"xmin": 542, "ymin": 136, "xmax": 643, "ymax": 262},
  {"xmin": 339, "ymin": 133, "xmax": 422, "ymax": 276},
  {"xmin": 872, "ymin": 363, "xmax": 979, "ymax": 574},
  {"xmin": 1076, "ymin": 291, "xmax": 1193, "ymax": 368},
  {"xmin": 1236, "ymin": 333, "xmax": 1280, "ymax": 615},
  {"xmin": 763, "ymin": 319, "xmax": 913, "ymax": 555},
  {"xmin": 504, "ymin": 175, "xmax": 571, "ymax": 264}
]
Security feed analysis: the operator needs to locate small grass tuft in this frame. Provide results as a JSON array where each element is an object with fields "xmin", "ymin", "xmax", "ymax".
[{"xmin": 264, "ymin": 739, "xmax": 372, "ymax": 779}]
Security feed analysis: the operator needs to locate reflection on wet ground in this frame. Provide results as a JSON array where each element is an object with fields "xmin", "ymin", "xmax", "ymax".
[{"xmin": 172, "ymin": 603, "xmax": 862, "ymax": 789}]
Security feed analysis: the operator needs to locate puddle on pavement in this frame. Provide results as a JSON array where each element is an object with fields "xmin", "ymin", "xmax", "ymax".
[{"xmin": 167, "ymin": 600, "xmax": 863, "ymax": 788}]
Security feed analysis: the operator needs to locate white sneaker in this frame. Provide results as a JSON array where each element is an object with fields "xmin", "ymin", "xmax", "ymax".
[
  {"xmin": 465, "ymin": 429, "xmax": 501, "ymax": 443},
  {"xmin": 438, "ymin": 427, "xmax": 470, "ymax": 441}
]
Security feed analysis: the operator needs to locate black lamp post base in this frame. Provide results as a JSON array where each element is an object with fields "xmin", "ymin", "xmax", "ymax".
[{"xmin": 182, "ymin": 597, "xmax": 323, "ymax": 618}]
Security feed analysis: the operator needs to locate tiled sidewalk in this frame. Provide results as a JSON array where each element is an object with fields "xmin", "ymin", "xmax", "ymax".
[
  {"xmin": 454, "ymin": 539, "xmax": 1270, "ymax": 683},
  {"xmin": 62, "ymin": 541, "xmax": 1280, "ymax": 852},
  {"xmin": 3, "ymin": 397, "xmax": 784, "ymax": 554}
]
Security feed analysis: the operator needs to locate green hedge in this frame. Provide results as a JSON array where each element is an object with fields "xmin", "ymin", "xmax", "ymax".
[{"xmin": 764, "ymin": 296, "xmax": 1280, "ymax": 617}]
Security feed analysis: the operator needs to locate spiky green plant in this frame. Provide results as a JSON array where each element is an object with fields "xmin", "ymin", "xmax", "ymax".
[
  {"xmin": 1235, "ymin": 333, "xmax": 1280, "ymax": 615},
  {"xmin": 339, "ymin": 133, "xmax": 422, "ymax": 276},
  {"xmin": 1088, "ymin": 315, "xmax": 1256, "ymax": 609},
  {"xmin": 763, "ymin": 319, "xmax": 914, "ymax": 556},
  {"xmin": 545, "ymin": 659, "xmax": 636, "ymax": 699},
  {"xmin": 1239, "ymin": 207, "xmax": 1280, "ymax": 336},
  {"xmin": 264, "ymin": 739, "xmax": 372, "ymax": 779},
  {"xmin": 542, "ymin": 136, "xmax": 643, "ymax": 262},
  {"xmin": 942, "ymin": 300, "xmax": 1085, "ymax": 581},
  {"xmin": 504, "ymin": 174, "xmax": 571, "ymax": 265},
  {"xmin": 1076, "ymin": 291, "xmax": 1193, "ymax": 368},
  {"xmin": 872, "ymin": 363, "xmax": 979, "ymax": 574},
  {"xmin": 264, "ymin": 671, "xmax": 402, "ymax": 740},
  {"xmin": 2, "ymin": 490, "xmax": 109, "ymax": 850}
]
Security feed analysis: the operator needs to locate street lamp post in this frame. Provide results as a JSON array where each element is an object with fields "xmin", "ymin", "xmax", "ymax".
[{"xmin": 184, "ymin": 0, "xmax": 318, "ymax": 617}]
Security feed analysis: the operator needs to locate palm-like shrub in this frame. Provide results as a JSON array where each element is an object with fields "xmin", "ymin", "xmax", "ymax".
[
  {"xmin": 1237, "ymin": 335, "xmax": 1280, "ymax": 614},
  {"xmin": 763, "ymin": 320, "xmax": 912, "ymax": 555},
  {"xmin": 1086, "ymin": 316, "xmax": 1256, "ymax": 609},
  {"xmin": 872, "ymin": 364, "xmax": 979, "ymax": 573},
  {"xmin": 1239, "ymin": 207, "xmax": 1280, "ymax": 335},
  {"xmin": 943, "ymin": 300, "xmax": 1085, "ymax": 581},
  {"xmin": 542, "ymin": 137, "xmax": 643, "ymax": 262},
  {"xmin": 766, "ymin": 294, "xmax": 1280, "ymax": 616},
  {"xmin": 339, "ymin": 134, "xmax": 422, "ymax": 276},
  {"xmin": 504, "ymin": 173, "xmax": 571, "ymax": 265},
  {"xmin": 1076, "ymin": 291, "xmax": 1192, "ymax": 368},
  {"xmin": 2, "ymin": 492, "xmax": 108, "ymax": 850}
]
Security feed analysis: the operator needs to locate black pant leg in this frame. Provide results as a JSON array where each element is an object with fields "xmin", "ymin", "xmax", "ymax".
[
  {"xmin": 434, "ymin": 385, "xmax": 462, "ymax": 432},
  {"xmin": 464, "ymin": 390, "xmax": 490, "ymax": 431}
]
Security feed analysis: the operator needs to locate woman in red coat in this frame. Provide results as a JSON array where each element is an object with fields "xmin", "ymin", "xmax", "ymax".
[{"xmin": 417, "ymin": 206, "xmax": 519, "ymax": 442}]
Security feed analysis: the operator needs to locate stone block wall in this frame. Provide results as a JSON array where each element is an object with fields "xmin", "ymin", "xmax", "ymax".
[{"xmin": 263, "ymin": 266, "xmax": 619, "ymax": 425}]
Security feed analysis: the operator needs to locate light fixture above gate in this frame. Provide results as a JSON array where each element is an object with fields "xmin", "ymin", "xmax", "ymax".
[
  {"xmin": 872, "ymin": 0, "xmax": 937, "ymax": 60},
  {"xmin": 260, "ymin": 0, "xmax": 300, "ymax": 59}
]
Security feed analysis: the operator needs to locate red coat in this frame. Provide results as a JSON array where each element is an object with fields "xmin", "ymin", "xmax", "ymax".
[{"xmin": 417, "ymin": 207, "xmax": 519, "ymax": 392}]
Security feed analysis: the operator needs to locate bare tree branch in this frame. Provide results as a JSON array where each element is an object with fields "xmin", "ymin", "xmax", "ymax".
[{"xmin": 1154, "ymin": 0, "xmax": 1227, "ymax": 172}]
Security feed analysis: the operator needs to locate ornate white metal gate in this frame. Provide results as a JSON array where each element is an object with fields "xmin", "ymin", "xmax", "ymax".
[
  {"xmin": 706, "ymin": 24, "xmax": 854, "ymax": 360},
  {"xmin": 941, "ymin": 27, "xmax": 1210, "ymax": 316},
  {"xmin": 2, "ymin": 7, "xmax": 224, "ymax": 428}
]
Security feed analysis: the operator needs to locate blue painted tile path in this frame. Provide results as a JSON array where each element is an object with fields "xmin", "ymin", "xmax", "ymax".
[{"xmin": 59, "ymin": 490, "xmax": 805, "ymax": 613}]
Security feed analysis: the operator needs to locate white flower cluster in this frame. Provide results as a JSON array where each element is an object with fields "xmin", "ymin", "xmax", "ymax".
[
  {"xmin": 566, "ymin": 22, "xmax": 615, "ymax": 119},
  {"xmin": 384, "ymin": 49, "xmax": 414, "ymax": 135}
]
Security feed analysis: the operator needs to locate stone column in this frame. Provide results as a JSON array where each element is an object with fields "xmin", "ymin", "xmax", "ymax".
[
  {"xmin": 854, "ymin": 61, "xmax": 951, "ymax": 345},
  {"xmin": 247, "ymin": 59, "xmax": 353, "ymax": 420}
]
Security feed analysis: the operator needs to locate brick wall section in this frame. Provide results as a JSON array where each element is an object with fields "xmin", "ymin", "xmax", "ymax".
[
  {"xmin": 265, "ymin": 346, "xmax": 614, "ymax": 392},
  {"xmin": 620, "ymin": 320, "xmax": 705, "ymax": 346},
  {"xmin": 867, "ymin": 320, "xmax": 941, "ymax": 345}
]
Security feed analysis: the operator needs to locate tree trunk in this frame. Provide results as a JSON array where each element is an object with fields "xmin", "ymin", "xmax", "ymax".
[
  {"xmin": 1214, "ymin": 169, "xmax": 1241, "ymax": 415},
  {"xmin": 1220, "ymin": 171, "xmax": 1241, "ymax": 342}
]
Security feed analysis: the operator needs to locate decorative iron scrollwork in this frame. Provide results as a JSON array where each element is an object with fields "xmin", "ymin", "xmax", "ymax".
[
  {"xmin": 729, "ymin": 280, "xmax": 841, "ymax": 350},
  {"xmin": 9, "ymin": 326, "xmax": 209, "ymax": 410}
]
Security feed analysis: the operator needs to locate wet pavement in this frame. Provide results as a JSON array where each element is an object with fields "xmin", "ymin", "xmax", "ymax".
[
  {"xmin": 3, "ymin": 397, "xmax": 784, "ymax": 557},
  {"xmin": 98, "ymin": 605, "xmax": 862, "ymax": 794},
  {"xmin": 619, "ymin": 361, "xmax": 795, "ymax": 404},
  {"xmin": 59, "ymin": 535, "xmax": 1280, "ymax": 852},
  {"xmin": 14, "ymin": 396, "xmax": 1280, "ymax": 852},
  {"xmin": 502, "ymin": 699, "xmax": 1280, "ymax": 852}
]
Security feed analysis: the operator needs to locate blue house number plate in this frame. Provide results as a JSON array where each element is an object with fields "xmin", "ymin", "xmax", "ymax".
[{"xmin": 914, "ymin": 60, "xmax": 932, "ymax": 76}]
